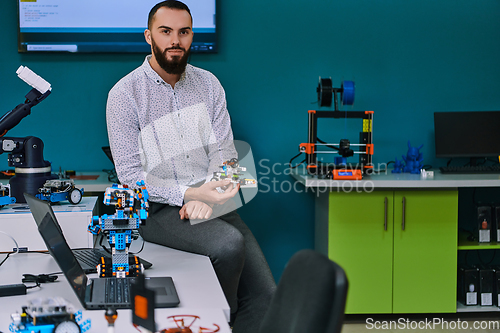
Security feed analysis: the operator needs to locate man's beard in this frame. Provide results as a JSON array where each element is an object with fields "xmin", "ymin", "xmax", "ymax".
[{"xmin": 152, "ymin": 37, "xmax": 190, "ymax": 75}]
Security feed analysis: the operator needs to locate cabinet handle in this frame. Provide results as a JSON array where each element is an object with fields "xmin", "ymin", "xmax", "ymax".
[
  {"xmin": 384, "ymin": 197, "xmax": 388, "ymax": 231},
  {"xmin": 402, "ymin": 196, "xmax": 406, "ymax": 231}
]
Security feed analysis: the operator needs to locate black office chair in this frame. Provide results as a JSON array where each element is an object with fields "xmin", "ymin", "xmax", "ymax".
[{"xmin": 259, "ymin": 249, "xmax": 348, "ymax": 333}]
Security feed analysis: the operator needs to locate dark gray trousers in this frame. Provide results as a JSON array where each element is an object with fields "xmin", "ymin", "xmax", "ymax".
[{"xmin": 140, "ymin": 202, "xmax": 276, "ymax": 333}]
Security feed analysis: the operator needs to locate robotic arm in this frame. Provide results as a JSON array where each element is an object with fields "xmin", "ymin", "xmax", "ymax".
[
  {"xmin": 0, "ymin": 66, "xmax": 51, "ymax": 138},
  {"xmin": 0, "ymin": 66, "xmax": 56, "ymax": 203}
]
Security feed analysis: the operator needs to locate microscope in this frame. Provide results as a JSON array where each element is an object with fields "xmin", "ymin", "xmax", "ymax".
[{"xmin": 0, "ymin": 66, "xmax": 57, "ymax": 203}]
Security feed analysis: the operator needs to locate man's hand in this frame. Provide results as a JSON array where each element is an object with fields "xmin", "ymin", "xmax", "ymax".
[
  {"xmin": 184, "ymin": 179, "xmax": 240, "ymax": 205},
  {"xmin": 179, "ymin": 200, "xmax": 213, "ymax": 220}
]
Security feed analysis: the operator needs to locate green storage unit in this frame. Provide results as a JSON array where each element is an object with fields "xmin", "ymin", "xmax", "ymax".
[{"xmin": 328, "ymin": 189, "xmax": 458, "ymax": 314}]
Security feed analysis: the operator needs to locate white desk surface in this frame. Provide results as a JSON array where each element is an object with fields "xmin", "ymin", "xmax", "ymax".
[
  {"xmin": 0, "ymin": 196, "xmax": 97, "ymax": 215},
  {"xmin": 0, "ymin": 197, "xmax": 98, "ymax": 251},
  {"xmin": 291, "ymin": 169, "xmax": 500, "ymax": 189},
  {"xmin": 0, "ymin": 241, "xmax": 231, "ymax": 332}
]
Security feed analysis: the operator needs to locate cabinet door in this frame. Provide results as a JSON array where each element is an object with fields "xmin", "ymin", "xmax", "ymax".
[
  {"xmin": 393, "ymin": 190, "xmax": 458, "ymax": 313},
  {"xmin": 329, "ymin": 191, "xmax": 394, "ymax": 314}
]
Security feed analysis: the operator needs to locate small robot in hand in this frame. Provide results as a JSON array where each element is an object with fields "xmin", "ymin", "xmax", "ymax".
[
  {"xmin": 88, "ymin": 181, "xmax": 149, "ymax": 278},
  {"xmin": 211, "ymin": 158, "xmax": 256, "ymax": 187}
]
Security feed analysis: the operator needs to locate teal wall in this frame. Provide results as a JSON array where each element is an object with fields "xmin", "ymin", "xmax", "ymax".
[{"xmin": 1, "ymin": 1, "xmax": 500, "ymax": 280}]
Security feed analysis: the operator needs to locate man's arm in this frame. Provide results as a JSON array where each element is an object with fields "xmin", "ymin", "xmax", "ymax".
[{"xmin": 205, "ymin": 74, "xmax": 238, "ymax": 178}]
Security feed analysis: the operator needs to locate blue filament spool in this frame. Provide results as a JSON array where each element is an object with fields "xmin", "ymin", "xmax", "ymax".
[{"xmin": 341, "ymin": 80, "xmax": 355, "ymax": 105}]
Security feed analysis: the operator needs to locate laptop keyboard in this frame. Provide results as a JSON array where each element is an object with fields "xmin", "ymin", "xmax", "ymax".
[
  {"xmin": 105, "ymin": 278, "xmax": 132, "ymax": 304},
  {"xmin": 73, "ymin": 248, "xmax": 152, "ymax": 272},
  {"xmin": 74, "ymin": 249, "xmax": 108, "ymax": 267}
]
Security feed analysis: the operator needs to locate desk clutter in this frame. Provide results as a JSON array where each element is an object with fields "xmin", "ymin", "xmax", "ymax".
[
  {"xmin": 8, "ymin": 297, "xmax": 224, "ymax": 333},
  {"xmin": 2, "ymin": 184, "xmax": 224, "ymax": 332},
  {"xmin": 0, "ymin": 177, "xmax": 84, "ymax": 208}
]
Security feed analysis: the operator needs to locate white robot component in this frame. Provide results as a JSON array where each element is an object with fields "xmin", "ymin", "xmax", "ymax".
[{"xmin": 16, "ymin": 65, "xmax": 52, "ymax": 94}]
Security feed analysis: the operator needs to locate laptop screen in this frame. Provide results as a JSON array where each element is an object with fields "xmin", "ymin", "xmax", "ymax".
[{"xmin": 24, "ymin": 193, "xmax": 88, "ymax": 307}]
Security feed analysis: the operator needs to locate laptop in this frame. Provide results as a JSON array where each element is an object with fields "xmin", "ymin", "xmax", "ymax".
[{"xmin": 24, "ymin": 193, "xmax": 180, "ymax": 309}]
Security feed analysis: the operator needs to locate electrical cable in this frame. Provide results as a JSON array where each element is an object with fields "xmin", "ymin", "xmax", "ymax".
[
  {"xmin": 0, "ymin": 230, "xmax": 20, "ymax": 255},
  {"xmin": 288, "ymin": 152, "xmax": 305, "ymax": 169},
  {"xmin": 0, "ymin": 250, "xmax": 51, "ymax": 268},
  {"xmin": 103, "ymin": 168, "xmax": 119, "ymax": 183},
  {"xmin": 22, "ymin": 273, "xmax": 58, "ymax": 284},
  {"xmin": 0, "ymin": 253, "xmax": 10, "ymax": 267},
  {"xmin": 21, "ymin": 273, "xmax": 59, "ymax": 291},
  {"xmin": 486, "ymin": 157, "xmax": 500, "ymax": 165},
  {"xmin": 316, "ymin": 137, "xmax": 339, "ymax": 151}
]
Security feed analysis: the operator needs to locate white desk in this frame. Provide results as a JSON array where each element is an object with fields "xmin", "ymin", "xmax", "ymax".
[
  {"xmin": 292, "ymin": 169, "xmax": 500, "ymax": 189},
  {"xmin": 0, "ymin": 241, "xmax": 231, "ymax": 332},
  {"xmin": 0, "ymin": 197, "xmax": 97, "ymax": 252}
]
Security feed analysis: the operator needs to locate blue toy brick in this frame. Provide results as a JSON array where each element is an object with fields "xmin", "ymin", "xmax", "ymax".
[
  {"xmin": 49, "ymin": 192, "xmax": 67, "ymax": 203},
  {"xmin": 115, "ymin": 232, "xmax": 130, "ymax": 250},
  {"xmin": 11, "ymin": 323, "xmax": 55, "ymax": 333},
  {"xmin": 0, "ymin": 196, "xmax": 13, "ymax": 206}
]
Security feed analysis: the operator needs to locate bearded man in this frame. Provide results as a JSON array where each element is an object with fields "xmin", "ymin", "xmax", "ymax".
[{"xmin": 105, "ymin": 1, "xmax": 276, "ymax": 332}]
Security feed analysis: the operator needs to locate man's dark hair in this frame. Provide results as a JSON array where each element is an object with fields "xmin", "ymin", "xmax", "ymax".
[{"xmin": 148, "ymin": 0, "xmax": 192, "ymax": 29}]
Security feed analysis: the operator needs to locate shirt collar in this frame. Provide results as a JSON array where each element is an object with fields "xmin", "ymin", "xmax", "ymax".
[{"xmin": 142, "ymin": 55, "xmax": 189, "ymax": 86}]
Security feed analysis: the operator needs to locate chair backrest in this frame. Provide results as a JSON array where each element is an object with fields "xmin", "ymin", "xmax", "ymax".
[{"xmin": 259, "ymin": 249, "xmax": 348, "ymax": 333}]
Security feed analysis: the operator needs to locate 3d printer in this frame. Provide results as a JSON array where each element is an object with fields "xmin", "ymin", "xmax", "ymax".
[{"xmin": 298, "ymin": 77, "xmax": 374, "ymax": 180}]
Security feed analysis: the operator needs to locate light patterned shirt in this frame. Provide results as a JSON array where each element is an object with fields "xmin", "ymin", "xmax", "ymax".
[{"xmin": 106, "ymin": 55, "xmax": 236, "ymax": 206}]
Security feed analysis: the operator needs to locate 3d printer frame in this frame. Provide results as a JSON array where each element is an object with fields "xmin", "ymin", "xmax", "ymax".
[{"xmin": 299, "ymin": 109, "xmax": 374, "ymax": 179}]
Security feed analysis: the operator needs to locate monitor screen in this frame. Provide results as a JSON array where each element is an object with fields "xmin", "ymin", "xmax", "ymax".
[
  {"xmin": 434, "ymin": 111, "xmax": 500, "ymax": 158},
  {"xmin": 18, "ymin": 0, "xmax": 216, "ymax": 53}
]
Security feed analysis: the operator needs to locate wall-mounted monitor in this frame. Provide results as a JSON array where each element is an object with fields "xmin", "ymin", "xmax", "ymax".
[
  {"xmin": 18, "ymin": 0, "xmax": 216, "ymax": 53},
  {"xmin": 434, "ymin": 111, "xmax": 500, "ymax": 160}
]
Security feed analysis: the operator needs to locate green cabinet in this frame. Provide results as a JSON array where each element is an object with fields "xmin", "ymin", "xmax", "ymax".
[{"xmin": 328, "ymin": 190, "xmax": 458, "ymax": 314}]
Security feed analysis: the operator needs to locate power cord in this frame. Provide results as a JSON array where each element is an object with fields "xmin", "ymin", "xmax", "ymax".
[
  {"xmin": 0, "ymin": 231, "xmax": 21, "ymax": 268},
  {"xmin": 0, "ymin": 253, "xmax": 11, "ymax": 267},
  {"xmin": 288, "ymin": 152, "xmax": 305, "ymax": 169},
  {"xmin": 21, "ymin": 273, "xmax": 60, "ymax": 291},
  {"xmin": 103, "ymin": 168, "xmax": 119, "ymax": 183},
  {"xmin": 0, "ymin": 272, "xmax": 60, "ymax": 297},
  {"xmin": 0, "ymin": 230, "xmax": 21, "ymax": 253}
]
